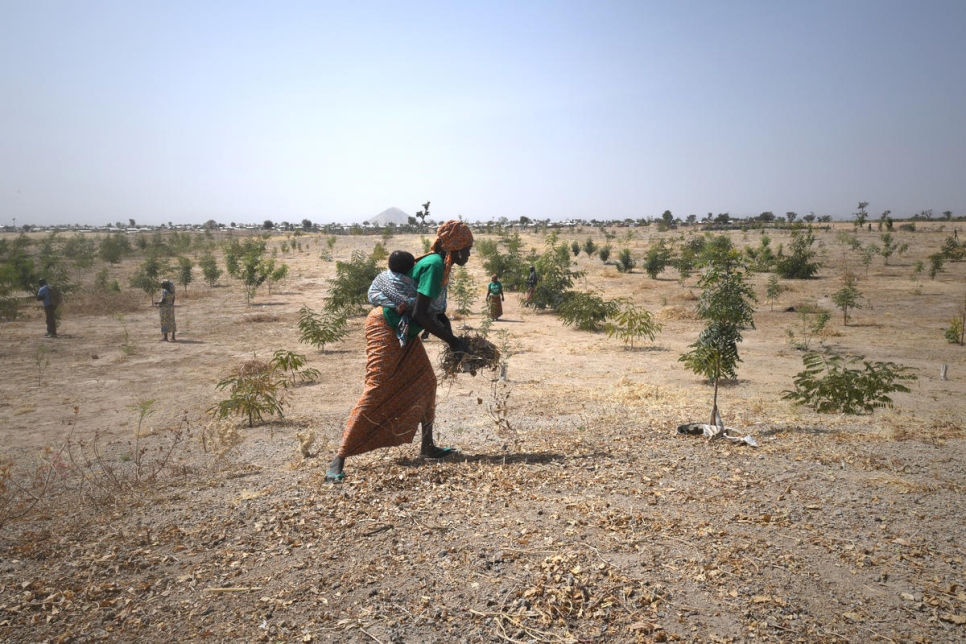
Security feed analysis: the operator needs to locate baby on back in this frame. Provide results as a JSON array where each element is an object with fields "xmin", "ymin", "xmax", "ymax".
[{"xmin": 368, "ymin": 250, "xmax": 417, "ymax": 345}]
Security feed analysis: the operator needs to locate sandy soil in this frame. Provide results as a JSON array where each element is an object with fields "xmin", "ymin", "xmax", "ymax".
[{"xmin": 0, "ymin": 222, "xmax": 964, "ymax": 643}]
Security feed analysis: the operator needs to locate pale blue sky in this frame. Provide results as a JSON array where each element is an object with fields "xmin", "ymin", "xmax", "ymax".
[{"xmin": 2, "ymin": 0, "xmax": 965, "ymax": 226}]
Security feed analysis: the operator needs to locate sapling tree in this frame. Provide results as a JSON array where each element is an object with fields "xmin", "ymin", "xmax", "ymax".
[
  {"xmin": 775, "ymin": 228, "xmax": 820, "ymax": 279},
  {"xmin": 199, "ymin": 252, "xmax": 222, "ymax": 286},
  {"xmin": 616, "ymin": 248, "xmax": 636, "ymax": 274},
  {"xmin": 786, "ymin": 305, "xmax": 831, "ymax": 351},
  {"xmin": 558, "ymin": 291, "xmax": 619, "ymax": 332},
  {"xmin": 783, "ymin": 352, "xmax": 916, "ymax": 414},
  {"xmin": 297, "ymin": 305, "xmax": 349, "ymax": 353},
  {"xmin": 944, "ymin": 291, "xmax": 966, "ymax": 345},
  {"xmin": 679, "ymin": 255, "xmax": 757, "ymax": 426},
  {"xmin": 831, "ymin": 272, "xmax": 863, "ymax": 325},
  {"xmin": 177, "ymin": 256, "xmax": 193, "ymax": 293},
  {"xmin": 604, "ymin": 300, "xmax": 662, "ymax": 349},
  {"xmin": 448, "ymin": 265, "xmax": 477, "ymax": 319},
  {"xmin": 765, "ymin": 275, "xmax": 783, "ymax": 310}
]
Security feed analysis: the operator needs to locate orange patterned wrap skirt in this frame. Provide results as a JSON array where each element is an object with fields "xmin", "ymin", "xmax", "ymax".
[{"xmin": 336, "ymin": 308, "xmax": 437, "ymax": 458}]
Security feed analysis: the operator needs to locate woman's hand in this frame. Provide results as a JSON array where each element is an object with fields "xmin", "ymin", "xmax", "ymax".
[{"xmin": 448, "ymin": 336, "xmax": 470, "ymax": 354}]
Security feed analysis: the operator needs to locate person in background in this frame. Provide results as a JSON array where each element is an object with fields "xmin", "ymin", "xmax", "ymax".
[
  {"xmin": 156, "ymin": 280, "xmax": 176, "ymax": 342},
  {"xmin": 486, "ymin": 274, "xmax": 504, "ymax": 320},
  {"xmin": 36, "ymin": 278, "xmax": 57, "ymax": 338},
  {"xmin": 325, "ymin": 220, "xmax": 474, "ymax": 483},
  {"xmin": 526, "ymin": 265, "xmax": 538, "ymax": 304}
]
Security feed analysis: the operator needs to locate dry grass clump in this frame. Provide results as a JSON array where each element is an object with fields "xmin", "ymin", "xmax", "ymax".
[
  {"xmin": 244, "ymin": 311, "xmax": 279, "ymax": 323},
  {"xmin": 438, "ymin": 334, "xmax": 501, "ymax": 378},
  {"xmin": 657, "ymin": 305, "xmax": 697, "ymax": 321},
  {"xmin": 236, "ymin": 359, "xmax": 271, "ymax": 376},
  {"xmin": 66, "ymin": 290, "xmax": 143, "ymax": 316}
]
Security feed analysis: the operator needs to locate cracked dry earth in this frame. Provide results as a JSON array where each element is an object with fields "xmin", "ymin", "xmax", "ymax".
[{"xmin": 0, "ymin": 224, "xmax": 964, "ymax": 643}]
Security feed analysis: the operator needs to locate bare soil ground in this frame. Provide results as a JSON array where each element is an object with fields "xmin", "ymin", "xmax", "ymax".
[{"xmin": 1, "ymin": 223, "xmax": 965, "ymax": 643}]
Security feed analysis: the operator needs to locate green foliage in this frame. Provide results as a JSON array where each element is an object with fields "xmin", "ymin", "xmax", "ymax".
[
  {"xmin": 783, "ymin": 352, "xmax": 916, "ymax": 414},
  {"xmin": 525, "ymin": 237, "xmax": 579, "ymax": 310},
  {"xmin": 604, "ymin": 301, "xmax": 662, "ymax": 349},
  {"xmin": 765, "ymin": 274, "xmax": 783, "ymax": 310},
  {"xmin": 679, "ymin": 261, "xmax": 757, "ymax": 423},
  {"xmin": 597, "ymin": 245, "xmax": 611, "ymax": 263},
  {"xmin": 177, "ymin": 256, "xmax": 194, "ymax": 292},
  {"xmin": 557, "ymin": 291, "xmax": 619, "ymax": 332},
  {"xmin": 199, "ymin": 252, "xmax": 222, "ymax": 286},
  {"xmin": 98, "ymin": 233, "xmax": 131, "ymax": 265},
  {"xmin": 878, "ymin": 233, "xmax": 907, "ymax": 265},
  {"xmin": 210, "ymin": 358, "xmax": 288, "ymax": 427},
  {"xmin": 940, "ymin": 235, "xmax": 966, "ymax": 262},
  {"xmin": 297, "ymin": 305, "xmax": 349, "ymax": 352},
  {"xmin": 475, "ymin": 233, "xmax": 530, "ymax": 292},
  {"xmin": 928, "ymin": 253, "xmax": 945, "ymax": 279},
  {"xmin": 224, "ymin": 239, "xmax": 271, "ymax": 303},
  {"xmin": 775, "ymin": 228, "xmax": 821, "ymax": 279},
  {"xmin": 616, "ymin": 248, "xmax": 636, "ymax": 274},
  {"xmin": 786, "ymin": 305, "xmax": 831, "ymax": 351},
  {"xmin": 582, "ymin": 238, "xmax": 597, "ymax": 256},
  {"xmin": 831, "ymin": 273, "xmax": 863, "ymax": 325},
  {"xmin": 745, "ymin": 233, "xmax": 776, "ymax": 272},
  {"xmin": 643, "ymin": 241, "xmax": 671, "ymax": 278},
  {"xmin": 944, "ymin": 292, "xmax": 966, "ymax": 345},
  {"xmin": 129, "ymin": 255, "xmax": 170, "ymax": 302},
  {"xmin": 325, "ymin": 250, "xmax": 380, "ymax": 312},
  {"xmin": 270, "ymin": 349, "xmax": 320, "ymax": 383},
  {"xmin": 680, "ymin": 320, "xmax": 744, "ymax": 381},
  {"xmin": 448, "ymin": 265, "xmax": 477, "ymax": 318},
  {"xmin": 571, "ymin": 241, "xmax": 580, "ymax": 256},
  {"xmin": 372, "ymin": 242, "xmax": 388, "ymax": 262}
]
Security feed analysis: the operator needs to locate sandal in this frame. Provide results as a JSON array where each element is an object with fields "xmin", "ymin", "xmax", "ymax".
[
  {"xmin": 324, "ymin": 471, "xmax": 345, "ymax": 484},
  {"xmin": 421, "ymin": 446, "xmax": 458, "ymax": 460}
]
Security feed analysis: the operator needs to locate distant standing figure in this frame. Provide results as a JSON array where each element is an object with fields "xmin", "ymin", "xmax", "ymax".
[
  {"xmin": 36, "ymin": 278, "xmax": 57, "ymax": 338},
  {"xmin": 157, "ymin": 280, "xmax": 176, "ymax": 341},
  {"xmin": 486, "ymin": 274, "xmax": 504, "ymax": 320},
  {"xmin": 525, "ymin": 266, "xmax": 538, "ymax": 304}
]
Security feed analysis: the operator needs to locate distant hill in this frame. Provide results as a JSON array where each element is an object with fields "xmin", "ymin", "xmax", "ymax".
[{"xmin": 365, "ymin": 207, "xmax": 411, "ymax": 226}]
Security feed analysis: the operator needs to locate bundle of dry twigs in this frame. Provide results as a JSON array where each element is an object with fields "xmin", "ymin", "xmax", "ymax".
[{"xmin": 438, "ymin": 334, "xmax": 501, "ymax": 378}]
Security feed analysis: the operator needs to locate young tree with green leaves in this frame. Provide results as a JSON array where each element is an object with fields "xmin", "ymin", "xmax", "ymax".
[
  {"xmin": 775, "ymin": 227, "xmax": 821, "ymax": 279},
  {"xmin": 944, "ymin": 291, "xmax": 966, "ymax": 346},
  {"xmin": 783, "ymin": 352, "xmax": 916, "ymax": 414},
  {"xmin": 448, "ymin": 265, "xmax": 477, "ymax": 318},
  {"xmin": 199, "ymin": 252, "xmax": 222, "ymax": 286},
  {"xmin": 679, "ymin": 257, "xmax": 756, "ymax": 426},
  {"xmin": 297, "ymin": 305, "xmax": 349, "ymax": 353},
  {"xmin": 604, "ymin": 300, "xmax": 662, "ymax": 349},
  {"xmin": 177, "ymin": 256, "xmax": 194, "ymax": 293},
  {"xmin": 765, "ymin": 275, "xmax": 783, "ymax": 310},
  {"xmin": 557, "ymin": 291, "xmax": 619, "ymax": 332},
  {"xmin": 831, "ymin": 272, "xmax": 863, "ymax": 325}
]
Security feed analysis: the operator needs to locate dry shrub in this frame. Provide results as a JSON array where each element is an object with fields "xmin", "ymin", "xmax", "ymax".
[
  {"xmin": 200, "ymin": 418, "xmax": 244, "ymax": 460},
  {"xmin": 656, "ymin": 305, "xmax": 697, "ymax": 321},
  {"xmin": 438, "ymin": 335, "xmax": 501, "ymax": 378},
  {"xmin": 244, "ymin": 311, "xmax": 279, "ymax": 323},
  {"xmin": 673, "ymin": 290, "xmax": 698, "ymax": 302},
  {"xmin": 66, "ymin": 290, "xmax": 143, "ymax": 316},
  {"xmin": 237, "ymin": 359, "xmax": 271, "ymax": 376}
]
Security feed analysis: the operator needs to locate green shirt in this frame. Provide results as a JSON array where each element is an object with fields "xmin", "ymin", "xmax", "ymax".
[{"xmin": 382, "ymin": 253, "xmax": 444, "ymax": 338}]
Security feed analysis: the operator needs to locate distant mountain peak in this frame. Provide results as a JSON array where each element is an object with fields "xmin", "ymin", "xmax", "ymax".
[{"xmin": 365, "ymin": 207, "xmax": 411, "ymax": 225}]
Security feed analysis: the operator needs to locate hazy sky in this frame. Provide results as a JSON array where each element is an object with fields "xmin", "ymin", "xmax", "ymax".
[{"xmin": 2, "ymin": 1, "xmax": 965, "ymax": 227}]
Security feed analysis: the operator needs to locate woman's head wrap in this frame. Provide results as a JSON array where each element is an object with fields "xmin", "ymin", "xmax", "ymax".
[
  {"xmin": 431, "ymin": 220, "xmax": 474, "ymax": 286},
  {"xmin": 491, "ymin": 274, "xmax": 499, "ymax": 282}
]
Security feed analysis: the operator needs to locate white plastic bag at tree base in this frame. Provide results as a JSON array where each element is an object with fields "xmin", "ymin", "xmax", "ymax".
[{"xmin": 676, "ymin": 423, "xmax": 759, "ymax": 448}]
